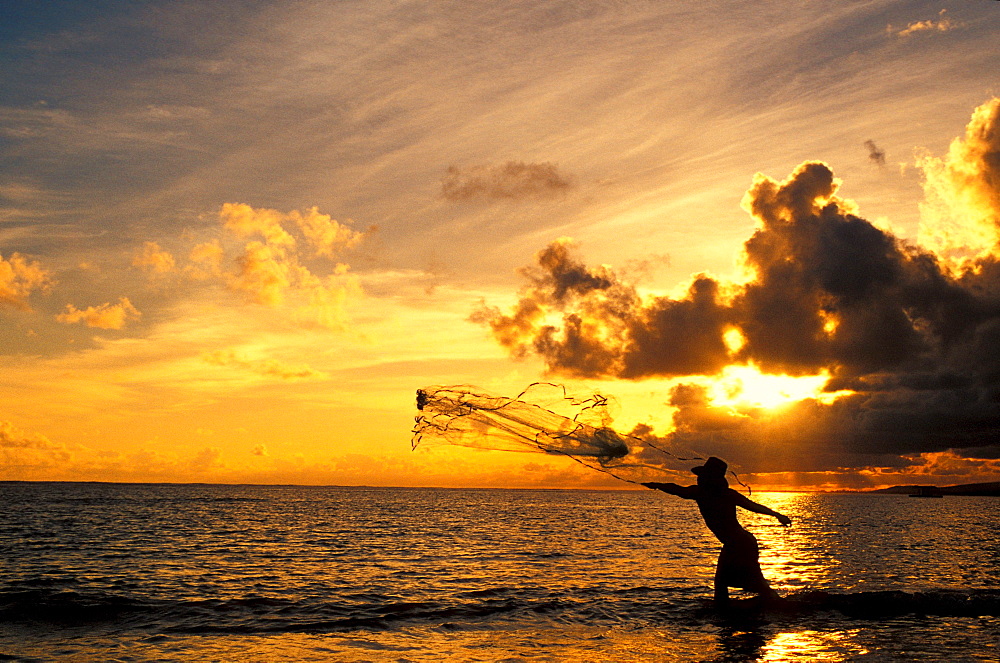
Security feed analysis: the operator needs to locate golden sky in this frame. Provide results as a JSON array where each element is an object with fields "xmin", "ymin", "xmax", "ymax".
[{"xmin": 2, "ymin": 1, "xmax": 999, "ymax": 490}]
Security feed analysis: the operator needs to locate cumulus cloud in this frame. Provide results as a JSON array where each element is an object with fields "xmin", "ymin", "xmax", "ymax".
[
  {"xmin": 132, "ymin": 241, "xmax": 176, "ymax": 274},
  {"xmin": 891, "ymin": 10, "xmax": 962, "ymax": 38},
  {"xmin": 472, "ymin": 237, "xmax": 731, "ymax": 378},
  {"xmin": 218, "ymin": 204, "xmax": 363, "ymax": 317},
  {"xmin": 230, "ymin": 240, "xmax": 294, "ymax": 306},
  {"xmin": 220, "ymin": 202, "xmax": 297, "ymax": 248},
  {"xmin": 202, "ymin": 348, "xmax": 327, "ymax": 380},
  {"xmin": 0, "ymin": 428, "xmax": 247, "ymax": 483},
  {"xmin": 190, "ymin": 446, "xmax": 223, "ymax": 471},
  {"xmin": 441, "ymin": 161, "xmax": 573, "ymax": 201},
  {"xmin": 138, "ymin": 204, "xmax": 364, "ymax": 329},
  {"xmin": 293, "ymin": 206, "xmax": 365, "ymax": 257},
  {"xmin": 214, "ymin": 204, "xmax": 363, "ymax": 328},
  {"xmin": 917, "ymin": 97, "xmax": 1000, "ymax": 268},
  {"xmin": 56, "ymin": 296, "xmax": 141, "ymax": 329},
  {"xmin": 864, "ymin": 139, "xmax": 886, "ymax": 166},
  {"xmin": 1, "ymin": 420, "xmax": 63, "ymax": 451},
  {"xmin": 188, "ymin": 239, "xmax": 225, "ymax": 277},
  {"xmin": 477, "ymin": 99, "xmax": 1000, "ymax": 475},
  {"xmin": 0, "ymin": 252, "xmax": 53, "ymax": 309},
  {"xmin": 0, "ymin": 421, "xmax": 72, "ymax": 478}
]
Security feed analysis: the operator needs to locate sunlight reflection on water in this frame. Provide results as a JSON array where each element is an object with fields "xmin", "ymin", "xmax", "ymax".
[{"xmin": 759, "ymin": 628, "xmax": 865, "ymax": 662}]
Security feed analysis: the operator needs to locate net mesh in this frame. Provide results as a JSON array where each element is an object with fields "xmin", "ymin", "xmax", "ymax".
[{"xmin": 412, "ymin": 383, "xmax": 704, "ymax": 484}]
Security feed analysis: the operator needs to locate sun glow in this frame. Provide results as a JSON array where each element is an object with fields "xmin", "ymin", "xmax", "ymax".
[
  {"xmin": 723, "ymin": 327, "xmax": 746, "ymax": 354},
  {"xmin": 704, "ymin": 364, "xmax": 848, "ymax": 410}
]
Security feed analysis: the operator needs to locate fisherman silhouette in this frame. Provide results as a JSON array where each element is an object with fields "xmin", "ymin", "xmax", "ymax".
[{"xmin": 643, "ymin": 456, "xmax": 791, "ymax": 604}]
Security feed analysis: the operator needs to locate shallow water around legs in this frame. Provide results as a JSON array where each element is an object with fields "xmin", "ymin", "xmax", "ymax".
[{"xmin": 1, "ymin": 483, "xmax": 998, "ymax": 661}]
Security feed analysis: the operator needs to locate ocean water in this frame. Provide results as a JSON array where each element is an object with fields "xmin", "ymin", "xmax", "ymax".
[{"xmin": 1, "ymin": 483, "xmax": 997, "ymax": 662}]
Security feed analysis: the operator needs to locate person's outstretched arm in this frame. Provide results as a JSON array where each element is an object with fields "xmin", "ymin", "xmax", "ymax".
[
  {"xmin": 642, "ymin": 482, "xmax": 697, "ymax": 499},
  {"xmin": 732, "ymin": 491, "xmax": 792, "ymax": 526}
]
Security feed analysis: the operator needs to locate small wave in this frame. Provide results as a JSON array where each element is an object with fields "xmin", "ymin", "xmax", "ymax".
[
  {"xmin": 457, "ymin": 587, "xmax": 510, "ymax": 598},
  {"xmin": 160, "ymin": 596, "xmax": 531, "ymax": 634},
  {"xmin": 0, "ymin": 587, "xmax": 543, "ymax": 634},
  {"xmin": 713, "ymin": 589, "xmax": 1000, "ymax": 619},
  {"xmin": 4, "ymin": 586, "xmax": 997, "ymax": 636},
  {"xmin": 0, "ymin": 589, "xmax": 156, "ymax": 625},
  {"xmin": 179, "ymin": 497, "xmax": 268, "ymax": 504}
]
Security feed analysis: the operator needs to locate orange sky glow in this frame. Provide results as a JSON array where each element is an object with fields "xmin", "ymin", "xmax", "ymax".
[{"xmin": 2, "ymin": 2, "xmax": 999, "ymax": 491}]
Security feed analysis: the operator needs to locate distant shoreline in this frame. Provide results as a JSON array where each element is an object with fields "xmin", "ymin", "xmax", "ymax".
[{"xmin": 867, "ymin": 481, "xmax": 1000, "ymax": 497}]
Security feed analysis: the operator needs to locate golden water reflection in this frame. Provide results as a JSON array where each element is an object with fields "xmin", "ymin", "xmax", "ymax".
[
  {"xmin": 760, "ymin": 629, "xmax": 868, "ymax": 662},
  {"xmin": 734, "ymin": 492, "xmax": 839, "ymax": 593}
]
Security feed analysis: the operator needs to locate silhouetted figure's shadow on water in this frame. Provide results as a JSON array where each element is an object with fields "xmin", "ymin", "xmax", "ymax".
[
  {"xmin": 712, "ymin": 621, "xmax": 770, "ymax": 662},
  {"xmin": 643, "ymin": 456, "xmax": 791, "ymax": 605}
]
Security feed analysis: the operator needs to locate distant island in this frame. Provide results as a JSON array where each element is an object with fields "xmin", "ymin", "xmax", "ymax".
[{"xmin": 870, "ymin": 481, "xmax": 1000, "ymax": 497}]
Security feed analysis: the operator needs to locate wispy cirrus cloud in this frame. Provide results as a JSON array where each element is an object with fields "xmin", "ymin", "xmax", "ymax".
[
  {"xmin": 441, "ymin": 162, "xmax": 573, "ymax": 201},
  {"xmin": 202, "ymin": 348, "xmax": 327, "ymax": 380}
]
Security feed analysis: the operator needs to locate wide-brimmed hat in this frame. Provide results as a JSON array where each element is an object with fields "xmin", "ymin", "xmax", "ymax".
[{"xmin": 691, "ymin": 456, "xmax": 727, "ymax": 477}]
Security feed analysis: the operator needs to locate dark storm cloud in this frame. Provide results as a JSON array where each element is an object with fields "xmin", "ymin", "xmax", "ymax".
[
  {"xmin": 471, "ymin": 239, "xmax": 631, "ymax": 376},
  {"xmin": 481, "ymin": 161, "xmax": 993, "ymax": 382},
  {"xmin": 473, "ymin": 239, "xmax": 732, "ymax": 378},
  {"xmin": 441, "ymin": 161, "xmax": 573, "ymax": 201},
  {"xmin": 633, "ymin": 381, "xmax": 1000, "ymax": 474},
  {"xmin": 734, "ymin": 161, "xmax": 991, "ymax": 378},
  {"xmin": 477, "ymin": 104, "xmax": 1000, "ymax": 471},
  {"xmin": 864, "ymin": 139, "xmax": 886, "ymax": 166}
]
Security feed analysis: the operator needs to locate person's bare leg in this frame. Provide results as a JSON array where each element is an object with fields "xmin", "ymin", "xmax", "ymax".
[
  {"xmin": 714, "ymin": 568, "xmax": 730, "ymax": 604},
  {"xmin": 750, "ymin": 571, "xmax": 780, "ymax": 600},
  {"xmin": 744, "ymin": 544, "xmax": 780, "ymax": 600}
]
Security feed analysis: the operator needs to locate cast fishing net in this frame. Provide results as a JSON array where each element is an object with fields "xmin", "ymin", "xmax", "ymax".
[{"xmin": 412, "ymin": 382, "xmax": 708, "ymax": 485}]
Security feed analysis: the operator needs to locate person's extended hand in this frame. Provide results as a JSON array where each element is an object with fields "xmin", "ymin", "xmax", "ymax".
[{"xmin": 777, "ymin": 514, "xmax": 792, "ymax": 527}]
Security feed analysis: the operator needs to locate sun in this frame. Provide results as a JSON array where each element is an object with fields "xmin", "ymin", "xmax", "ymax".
[{"xmin": 704, "ymin": 363, "xmax": 848, "ymax": 410}]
